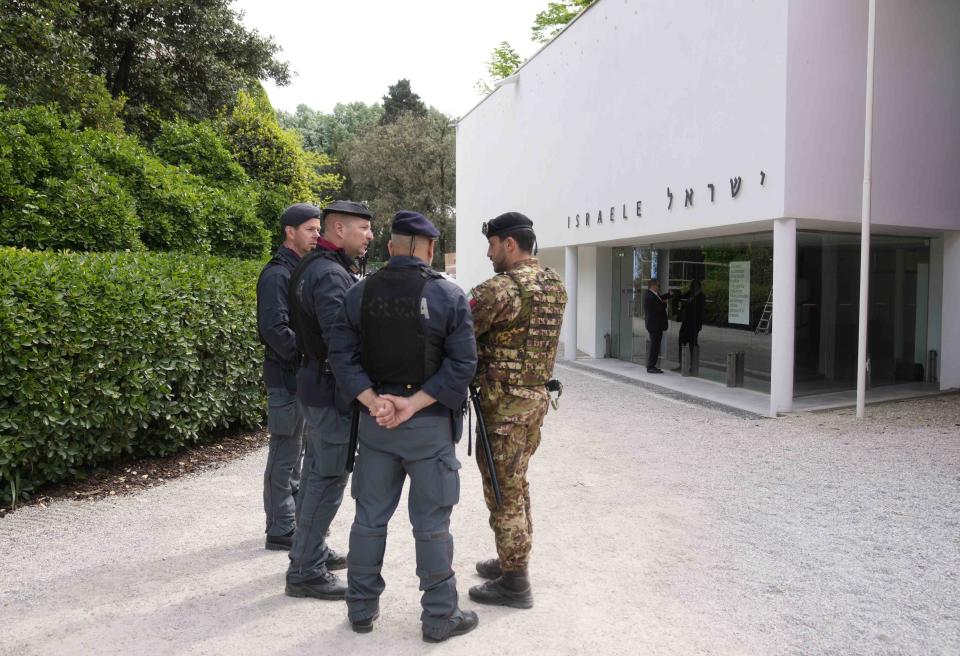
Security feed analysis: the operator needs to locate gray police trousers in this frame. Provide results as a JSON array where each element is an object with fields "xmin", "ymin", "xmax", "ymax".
[
  {"xmin": 287, "ymin": 405, "xmax": 350, "ymax": 583},
  {"xmin": 347, "ymin": 413, "xmax": 463, "ymax": 637},
  {"xmin": 264, "ymin": 386, "xmax": 304, "ymax": 537}
]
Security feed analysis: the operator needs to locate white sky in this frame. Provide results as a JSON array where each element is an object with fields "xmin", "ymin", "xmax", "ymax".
[{"xmin": 231, "ymin": 0, "xmax": 549, "ymax": 118}]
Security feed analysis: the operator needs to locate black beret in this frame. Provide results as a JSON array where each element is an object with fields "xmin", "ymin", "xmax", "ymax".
[
  {"xmin": 322, "ymin": 200, "xmax": 373, "ymax": 220},
  {"xmin": 483, "ymin": 211, "xmax": 534, "ymax": 239},
  {"xmin": 280, "ymin": 203, "xmax": 322, "ymax": 226},
  {"xmin": 391, "ymin": 210, "xmax": 440, "ymax": 238}
]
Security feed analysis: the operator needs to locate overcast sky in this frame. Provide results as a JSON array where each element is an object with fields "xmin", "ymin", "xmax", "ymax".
[{"xmin": 231, "ymin": 0, "xmax": 549, "ymax": 118}]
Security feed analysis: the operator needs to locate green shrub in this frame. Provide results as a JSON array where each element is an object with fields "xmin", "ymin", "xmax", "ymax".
[
  {"xmin": 152, "ymin": 119, "xmax": 248, "ymax": 188},
  {"xmin": 0, "ymin": 98, "xmax": 295, "ymax": 259},
  {"xmin": 255, "ymin": 183, "xmax": 293, "ymax": 248},
  {"xmin": 82, "ymin": 130, "xmax": 210, "ymax": 253},
  {"xmin": 0, "ymin": 247, "xmax": 266, "ymax": 505},
  {"xmin": 39, "ymin": 167, "xmax": 141, "ymax": 251},
  {"xmin": 205, "ymin": 185, "xmax": 271, "ymax": 260},
  {"xmin": 219, "ymin": 89, "xmax": 342, "ymax": 241},
  {"xmin": 152, "ymin": 119, "xmax": 271, "ymax": 259},
  {"xmin": 0, "ymin": 104, "xmax": 143, "ymax": 251}
]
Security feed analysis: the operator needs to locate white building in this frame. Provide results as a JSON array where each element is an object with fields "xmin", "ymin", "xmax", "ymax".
[{"xmin": 455, "ymin": 0, "xmax": 960, "ymax": 416}]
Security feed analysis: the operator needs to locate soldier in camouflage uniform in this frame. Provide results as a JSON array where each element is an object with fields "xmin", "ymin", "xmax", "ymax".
[{"xmin": 467, "ymin": 212, "xmax": 567, "ymax": 610}]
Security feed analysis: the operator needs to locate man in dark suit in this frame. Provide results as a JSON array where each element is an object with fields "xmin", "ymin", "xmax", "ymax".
[{"xmin": 643, "ymin": 280, "xmax": 672, "ymax": 373}]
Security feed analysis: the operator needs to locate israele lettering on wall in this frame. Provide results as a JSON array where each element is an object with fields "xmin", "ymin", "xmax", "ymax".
[{"xmin": 566, "ymin": 170, "xmax": 767, "ymax": 229}]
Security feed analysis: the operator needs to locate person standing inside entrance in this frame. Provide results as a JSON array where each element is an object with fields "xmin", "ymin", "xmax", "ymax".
[
  {"xmin": 643, "ymin": 279, "xmax": 673, "ymax": 373},
  {"xmin": 677, "ymin": 278, "xmax": 706, "ymax": 370}
]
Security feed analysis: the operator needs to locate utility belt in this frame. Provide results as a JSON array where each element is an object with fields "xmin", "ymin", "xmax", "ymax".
[{"xmin": 373, "ymin": 381, "xmax": 421, "ymax": 397}]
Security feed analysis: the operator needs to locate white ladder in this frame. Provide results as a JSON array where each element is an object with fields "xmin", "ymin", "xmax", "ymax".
[{"xmin": 755, "ymin": 291, "xmax": 773, "ymax": 335}]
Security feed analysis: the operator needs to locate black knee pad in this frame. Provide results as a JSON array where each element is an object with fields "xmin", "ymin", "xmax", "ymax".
[
  {"xmin": 349, "ymin": 523, "xmax": 388, "ymax": 573},
  {"xmin": 413, "ymin": 529, "xmax": 454, "ymax": 589}
]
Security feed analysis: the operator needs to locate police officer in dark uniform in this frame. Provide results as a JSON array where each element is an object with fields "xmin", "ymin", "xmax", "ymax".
[
  {"xmin": 257, "ymin": 203, "xmax": 322, "ymax": 551},
  {"xmin": 327, "ymin": 211, "xmax": 479, "ymax": 642},
  {"xmin": 284, "ymin": 200, "xmax": 374, "ymax": 600}
]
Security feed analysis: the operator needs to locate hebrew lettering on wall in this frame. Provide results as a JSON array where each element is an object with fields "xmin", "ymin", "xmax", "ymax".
[
  {"xmin": 730, "ymin": 176, "xmax": 742, "ymax": 198},
  {"xmin": 564, "ymin": 168, "xmax": 766, "ymax": 228}
]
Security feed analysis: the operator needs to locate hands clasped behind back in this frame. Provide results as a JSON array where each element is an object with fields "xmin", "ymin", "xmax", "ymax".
[{"xmin": 369, "ymin": 391, "xmax": 436, "ymax": 430}]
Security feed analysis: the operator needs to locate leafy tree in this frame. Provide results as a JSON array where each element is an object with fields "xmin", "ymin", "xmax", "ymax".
[
  {"xmin": 342, "ymin": 109, "xmax": 455, "ymax": 268},
  {"xmin": 73, "ymin": 0, "xmax": 290, "ymax": 131},
  {"xmin": 0, "ymin": 0, "xmax": 123, "ymax": 129},
  {"xmin": 220, "ymin": 89, "xmax": 311, "ymax": 194},
  {"xmin": 475, "ymin": 41, "xmax": 523, "ymax": 95},
  {"xmin": 218, "ymin": 89, "xmax": 343, "ymax": 242},
  {"xmin": 278, "ymin": 101, "xmax": 383, "ymax": 159},
  {"xmin": 381, "ymin": 79, "xmax": 427, "ymax": 124},
  {"xmin": 488, "ymin": 41, "xmax": 523, "ymax": 80},
  {"xmin": 531, "ymin": 0, "xmax": 593, "ymax": 44}
]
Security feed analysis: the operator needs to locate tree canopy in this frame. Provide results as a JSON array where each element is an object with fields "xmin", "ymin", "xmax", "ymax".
[
  {"xmin": 531, "ymin": 0, "xmax": 594, "ymax": 43},
  {"xmin": 80, "ymin": 0, "xmax": 289, "ymax": 130},
  {"xmin": 381, "ymin": 79, "xmax": 427, "ymax": 124},
  {"xmin": 0, "ymin": 0, "xmax": 290, "ymax": 134},
  {"xmin": 279, "ymin": 79, "xmax": 458, "ymax": 268},
  {"xmin": 278, "ymin": 102, "xmax": 383, "ymax": 160},
  {"xmin": 343, "ymin": 108, "xmax": 455, "ymax": 268},
  {"xmin": 475, "ymin": 42, "xmax": 523, "ymax": 95},
  {"xmin": 0, "ymin": 0, "xmax": 123, "ymax": 128},
  {"xmin": 475, "ymin": 1, "xmax": 592, "ymax": 96}
]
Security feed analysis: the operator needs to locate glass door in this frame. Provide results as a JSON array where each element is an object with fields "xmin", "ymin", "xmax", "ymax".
[{"xmin": 611, "ymin": 247, "xmax": 636, "ymax": 360}]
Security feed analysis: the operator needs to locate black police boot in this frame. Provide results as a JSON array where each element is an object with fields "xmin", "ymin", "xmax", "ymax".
[
  {"xmin": 325, "ymin": 548, "xmax": 347, "ymax": 571},
  {"xmin": 285, "ymin": 570, "xmax": 347, "ymax": 600},
  {"xmin": 475, "ymin": 557, "xmax": 502, "ymax": 580},
  {"xmin": 351, "ymin": 610, "xmax": 380, "ymax": 634},
  {"xmin": 265, "ymin": 529, "xmax": 295, "ymax": 551},
  {"xmin": 422, "ymin": 610, "xmax": 479, "ymax": 643},
  {"xmin": 468, "ymin": 569, "xmax": 533, "ymax": 609}
]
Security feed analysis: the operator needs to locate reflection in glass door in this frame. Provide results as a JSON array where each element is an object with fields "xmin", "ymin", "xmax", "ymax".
[
  {"xmin": 611, "ymin": 247, "xmax": 652, "ymax": 364},
  {"xmin": 611, "ymin": 248, "xmax": 634, "ymax": 360},
  {"xmin": 794, "ymin": 232, "xmax": 931, "ymax": 395}
]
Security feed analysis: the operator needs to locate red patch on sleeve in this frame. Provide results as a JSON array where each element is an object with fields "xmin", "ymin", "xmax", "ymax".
[{"xmin": 469, "ymin": 297, "xmax": 477, "ymax": 310}]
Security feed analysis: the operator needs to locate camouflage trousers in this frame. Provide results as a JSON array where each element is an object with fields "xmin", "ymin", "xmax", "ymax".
[{"xmin": 476, "ymin": 382, "xmax": 549, "ymax": 572}]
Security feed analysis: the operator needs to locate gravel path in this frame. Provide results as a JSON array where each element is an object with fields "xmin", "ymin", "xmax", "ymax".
[{"xmin": 1, "ymin": 365, "xmax": 958, "ymax": 655}]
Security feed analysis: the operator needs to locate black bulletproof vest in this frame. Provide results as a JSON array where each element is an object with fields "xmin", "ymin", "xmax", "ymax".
[
  {"xmin": 287, "ymin": 248, "xmax": 350, "ymax": 362},
  {"xmin": 360, "ymin": 265, "xmax": 444, "ymax": 386}
]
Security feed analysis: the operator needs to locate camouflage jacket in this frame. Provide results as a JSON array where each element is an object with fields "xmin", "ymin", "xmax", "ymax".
[{"xmin": 469, "ymin": 257, "xmax": 567, "ymax": 425}]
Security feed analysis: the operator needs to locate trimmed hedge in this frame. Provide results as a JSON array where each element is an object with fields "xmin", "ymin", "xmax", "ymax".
[{"xmin": 0, "ymin": 247, "xmax": 265, "ymax": 504}]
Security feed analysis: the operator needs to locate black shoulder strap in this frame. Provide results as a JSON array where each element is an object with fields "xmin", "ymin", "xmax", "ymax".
[
  {"xmin": 418, "ymin": 263, "xmax": 444, "ymax": 280},
  {"xmin": 287, "ymin": 249, "xmax": 347, "ymax": 362}
]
